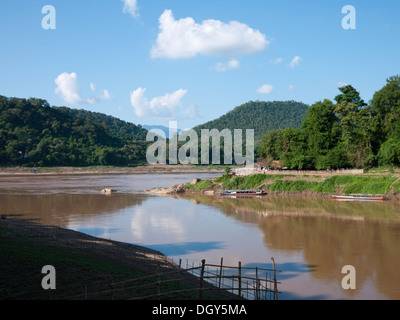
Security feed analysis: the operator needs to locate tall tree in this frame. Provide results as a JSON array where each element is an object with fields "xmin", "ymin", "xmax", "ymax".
[
  {"xmin": 371, "ymin": 75, "xmax": 400, "ymax": 146},
  {"xmin": 334, "ymin": 85, "xmax": 373, "ymax": 167},
  {"xmin": 302, "ymin": 99, "xmax": 340, "ymax": 156}
]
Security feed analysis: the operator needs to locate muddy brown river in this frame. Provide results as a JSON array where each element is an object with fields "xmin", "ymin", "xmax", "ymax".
[{"xmin": 1, "ymin": 173, "xmax": 400, "ymax": 299}]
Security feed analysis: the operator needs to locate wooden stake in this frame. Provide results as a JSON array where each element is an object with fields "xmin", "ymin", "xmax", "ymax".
[
  {"xmin": 199, "ymin": 259, "xmax": 206, "ymax": 300},
  {"xmin": 271, "ymin": 257, "xmax": 278, "ymax": 301},
  {"xmin": 238, "ymin": 261, "xmax": 242, "ymax": 298}
]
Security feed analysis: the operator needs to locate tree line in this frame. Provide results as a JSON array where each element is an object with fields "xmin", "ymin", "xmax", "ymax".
[
  {"xmin": 0, "ymin": 96, "xmax": 149, "ymax": 167},
  {"xmin": 257, "ymin": 75, "xmax": 400, "ymax": 170}
]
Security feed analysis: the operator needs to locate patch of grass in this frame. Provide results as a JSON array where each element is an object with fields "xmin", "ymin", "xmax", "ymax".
[
  {"xmin": 312, "ymin": 176, "xmax": 339, "ymax": 194},
  {"xmin": 214, "ymin": 174, "xmax": 231, "ymax": 183},
  {"xmin": 312, "ymin": 175, "xmax": 397, "ymax": 195},
  {"xmin": 216, "ymin": 174, "xmax": 273, "ymax": 190},
  {"xmin": 223, "ymin": 176, "xmax": 245, "ymax": 190},
  {"xmin": 243, "ymin": 174, "xmax": 270, "ymax": 189},
  {"xmin": 268, "ymin": 180, "xmax": 319, "ymax": 192},
  {"xmin": 198, "ymin": 173, "xmax": 399, "ymax": 195},
  {"xmin": 186, "ymin": 179, "xmax": 214, "ymax": 190},
  {"xmin": 341, "ymin": 176, "xmax": 396, "ymax": 194},
  {"xmin": 393, "ymin": 180, "xmax": 400, "ymax": 193}
]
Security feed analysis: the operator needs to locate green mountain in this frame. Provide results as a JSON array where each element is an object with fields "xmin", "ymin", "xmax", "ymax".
[
  {"xmin": 67, "ymin": 109, "xmax": 148, "ymax": 142},
  {"xmin": 193, "ymin": 100, "xmax": 309, "ymax": 143},
  {"xmin": 0, "ymin": 95, "xmax": 148, "ymax": 167}
]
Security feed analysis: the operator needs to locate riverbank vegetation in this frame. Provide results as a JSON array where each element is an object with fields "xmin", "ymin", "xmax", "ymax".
[
  {"xmin": 186, "ymin": 171, "xmax": 400, "ymax": 198},
  {"xmin": 258, "ymin": 75, "xmax": 400, "ymax": 170}
]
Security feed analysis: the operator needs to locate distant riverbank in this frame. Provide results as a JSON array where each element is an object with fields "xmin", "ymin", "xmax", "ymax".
[
  {"xmin": 0, "ymin": 164, "xmax": 225, "ymax": 176},
  {"xmin": 3, "ymin": 165, "xmax": 400, "ymax": 200},
  {"xmin": 146, "ymin": 170, "xmax": 400, "ymax": 201}
]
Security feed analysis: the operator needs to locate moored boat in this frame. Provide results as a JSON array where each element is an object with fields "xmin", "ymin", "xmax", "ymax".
[
  {"xmin": 331, "ymin": 194, "xmax": 388, "ymax": 201},
  {"xmin": 217, "ymin": 190, "xmax": 267, "ymax": 197}
]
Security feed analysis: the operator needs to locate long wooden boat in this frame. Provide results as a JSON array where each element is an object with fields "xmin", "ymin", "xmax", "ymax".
[
  {"xmin": 331, "ymin": 194, "xmax": 388, "ymax": 201},
  {"xmin": 217, "ymin": 190, "xmax": 267, "ymax": 197}
]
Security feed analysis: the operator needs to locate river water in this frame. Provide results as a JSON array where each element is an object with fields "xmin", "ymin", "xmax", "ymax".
[{"xmin": 1, "ymin": 172, "xmax": 400, "ymax": 300}]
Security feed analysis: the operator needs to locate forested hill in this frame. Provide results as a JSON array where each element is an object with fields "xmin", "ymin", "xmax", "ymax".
[
  {"xmin": 66, "ymin": 108, "xmax": 147, "ymax": 141},
  {"xmin": 0, "ymin": 96, "xmax": 148, "ymax": 167},
  {"xmin": 192, "ymin": 101, "xmax": 309, "ymax": 143}
]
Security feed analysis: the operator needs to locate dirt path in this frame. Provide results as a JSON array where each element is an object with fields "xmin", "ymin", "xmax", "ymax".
[{"xmin": 388, "ymin": 176, "xmax": 400, "ymax": 199}]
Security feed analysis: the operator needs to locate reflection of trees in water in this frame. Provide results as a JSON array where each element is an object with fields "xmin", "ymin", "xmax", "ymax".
[
  {"xmin": 170, "ymin": 193, "xmax": 400, "ymax": 299},
  {"xmin": 258, "ymin": 216, "xmax": 400, "ymax": 299},
  {"xmin": 0, "ymin": 194, "xmax": 149, "ymax": 226},
  {"xmin": 174, "ymin": 193, "xmax": 400, "ymax": 222}
]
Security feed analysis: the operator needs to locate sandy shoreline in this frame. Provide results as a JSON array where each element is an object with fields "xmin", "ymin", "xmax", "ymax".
[{"xmin": 0, "ymin": 165, "xmax": 225, "ymax": 176}]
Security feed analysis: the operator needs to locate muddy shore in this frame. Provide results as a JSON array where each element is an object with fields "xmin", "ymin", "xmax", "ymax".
[{"xmin": 0, "ymin": 218, "xmax": 241, "ymax": 300}]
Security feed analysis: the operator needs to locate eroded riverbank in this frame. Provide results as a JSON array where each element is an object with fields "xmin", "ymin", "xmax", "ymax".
[{"xmin": 0, "ymin": 218, "xmax": 240, "ymax": 300}]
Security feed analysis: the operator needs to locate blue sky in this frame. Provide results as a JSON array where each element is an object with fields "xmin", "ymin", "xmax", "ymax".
[{"xmin": 0, "ymin": 1, "xmax": 399, "ymax": 130}]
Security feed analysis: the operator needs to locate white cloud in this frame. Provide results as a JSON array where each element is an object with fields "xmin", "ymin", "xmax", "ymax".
[
  {"xmin": 122, "ymin": 0, "xmax": 139, "ymax": 18},
  {"xmin": 151, "ymin": 10, "xmax": 268, "ymax": 59},
  {"xmin": 101, "ymin": 89, "xmax": 112, "ymax": 100},
  {"xmin": 213, "ymin": 59, "xmax": 240, "ymax": 72},
  {"xmin": 338, "ymin": 81, "xmax": 349, "ymax": 87},
  {"xmin": 289, "ymin": 56, "xmax": 302, "ymax": 69},
  {"xmin": 271, "ymin": 57, "xmax": 283, "ymax": 64},
  {"xmin": 289, "ymin": 84, "xmax": 294, "ymax": 90},
  {"xmin": 257, "ymin": 84, "xmax": 274, "ymax": 94},
  {"xmin": 182, "ymin": 103, "xmax": 200, "ymax": 119},
  {"xmin": 130, "ymin": 88, "xmax": 190, "ymax": 119},
  {"xmin": 54, "ymin": 72, "xmax": 93, "ymax": 105},
  {"xmin": 90, "ymin": 83, "xmax": 96, "ymax": 91},
  {"xmin": 54, "ymin": 72, "xmax": 112, "ymax": 106}
]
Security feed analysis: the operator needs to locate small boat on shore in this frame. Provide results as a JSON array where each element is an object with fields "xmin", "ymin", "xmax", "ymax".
[
  {"xmin": 331, "ymin": 194, "xmax": 388, "ymax": 201},
  {"xmin": 217, "ymin": 190, "xmax": 267, "ymax": 197}
]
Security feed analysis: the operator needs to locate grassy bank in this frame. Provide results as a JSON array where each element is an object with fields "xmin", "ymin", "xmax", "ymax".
[
  {"xmin": 0, "ymin": 219, "xmax": 237, "ymax": 300},
  {"xmin": 186, "ymin": 172, "xmax": 400, "ymax": 198}
]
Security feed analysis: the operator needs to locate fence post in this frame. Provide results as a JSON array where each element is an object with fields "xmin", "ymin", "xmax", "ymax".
[
  {"xmin": 199, "ymin": 259, "xmax": 206, "ymax": 300},
  {"xmin": 238, "ymin": 261, "xmax": 242, "ymax": 298},
  {"xmin": 271, "ymin": 257, "xmax": 278, "ymax": 301},
  {"xmin": 218, "ymin": 257, "xmax": 223, "ymax": 289},
  {"xmin": 255, "ymin": 267, "xmax": 259, "ymax": 300}
]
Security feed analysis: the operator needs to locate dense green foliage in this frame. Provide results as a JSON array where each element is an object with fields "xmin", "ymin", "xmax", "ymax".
[
  {"xmin": 67, "ymin": 108, "xmax": 148, "ymax": 142},
  {"xmin": 193, "ymin": 100, "xmax": 309, "ymax": 143},
  {"xmin": 0, "ymin": 96, "xmax": 149, "ymax": 167},
  {"xmin": 258, "ymin": 76, "xmax": 400, "ymax": 169}
]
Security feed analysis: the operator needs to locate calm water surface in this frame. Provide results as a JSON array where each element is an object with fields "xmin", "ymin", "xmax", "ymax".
[{"xmin": 1, "ymin": 173, "xmax": 400, "ymax": 300}]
